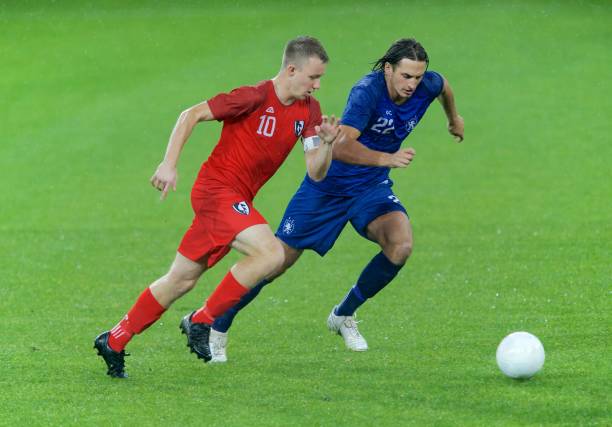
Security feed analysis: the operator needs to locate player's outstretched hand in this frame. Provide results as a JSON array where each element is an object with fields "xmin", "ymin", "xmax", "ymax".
[
  {"xmin": 385, "ymin": 147, "xmax": 416, "ymax": 168},
  {"xmin": 315, "ymin": 115, "xmax": 340, "ymax": 144},
  {"xmin": 448, "ymin": 115, "xmax": 464, "ymax": 142},
  {"xmin": 150, "ymin": 162, "xmax": 177, "ymax": 201}
]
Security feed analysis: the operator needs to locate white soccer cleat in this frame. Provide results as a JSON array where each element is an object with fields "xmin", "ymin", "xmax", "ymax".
[
  {"xmin": 209, "ymin": 329, "xmax": 228, "ymax": 363},
  {"xmin": 327, "ymin": 306, "xmax": 368, "ymax": 351}
]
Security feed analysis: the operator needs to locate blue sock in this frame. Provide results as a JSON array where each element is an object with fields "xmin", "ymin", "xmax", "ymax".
[
  {"xmin": 335, "ymin": 252, "xmax": 404, "ymax": 316},
  {"xmin": 212, "ymin": 279, "xmax": 270, "ymax": 332}
]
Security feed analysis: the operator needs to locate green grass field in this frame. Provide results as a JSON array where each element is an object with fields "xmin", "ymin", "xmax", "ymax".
[{"xmin": 2, "ymin": 1, "xmax": 611, "ymax": 425}]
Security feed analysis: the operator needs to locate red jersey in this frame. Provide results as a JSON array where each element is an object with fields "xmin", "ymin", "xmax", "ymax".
[{"xmin": 193, "ymin": 80, "xmax": 322, "ymax": 200}]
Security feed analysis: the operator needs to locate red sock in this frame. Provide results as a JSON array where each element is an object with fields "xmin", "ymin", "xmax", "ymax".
[
  {"xmin": 108, "ymin": 287, "xmax": 166, "ymax": 352},
  {"xmin": 191, "ymin": 271, "xmax": 249, "ymax": 324}
]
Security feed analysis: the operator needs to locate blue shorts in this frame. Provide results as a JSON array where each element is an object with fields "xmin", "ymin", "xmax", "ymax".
[{"xmin": 276, "ymin": 179, "xmax": 408, "ymax": 256}]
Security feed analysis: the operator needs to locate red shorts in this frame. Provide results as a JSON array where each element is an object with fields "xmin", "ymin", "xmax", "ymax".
[{"xmin": 178, "ymin": 188, "xmax": 267, "ymax": 268}]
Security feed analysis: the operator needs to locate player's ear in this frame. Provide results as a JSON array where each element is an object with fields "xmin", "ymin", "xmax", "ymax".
[
  {"xmin": 384, "ymin": 62, "xmax": 393, "ymax": 76},
  {"xmin": 286, "ymin": 64, "xmax": 297, "ymax": 76}
]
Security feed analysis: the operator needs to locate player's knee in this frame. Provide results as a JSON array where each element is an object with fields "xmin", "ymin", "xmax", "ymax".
[
  {"xmin": 177, "ymin": 277, "xmax": 198, "ymax": 295},
  {"xmin": 166, "ymin": 271, "xmax": 198, "ymax": 296},
  {"xmin": 386, "ymin": 240, "xmax": 412, "ymax": 265},
  {"xmin": 270, "ymin": 257, "xmax": 292, "ymax": 279},
  {"xmin": 266, "ymin": 253, "xmax": 296, "ymax": 281},
  {"xmin": 253, "ymin": 239, "xmax": 285, "ymax": 275},
  {"xmin": 282, "ymin": 251, "xmax": 300, "ymax": 272},
  {"xmin": 261, "ymin": 239, "xmax": 286, "ymax": 272}
]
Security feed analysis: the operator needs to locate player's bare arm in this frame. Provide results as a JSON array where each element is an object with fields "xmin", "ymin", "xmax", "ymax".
[
  {"xmin": 333, "ymin": 125, "xmax": 415, "ymax": 168},
  {"xmin": 438, "ymin": 78, "xmax": 464, "ymax": 142},
  {"xmin": 305, "ymin": 115, "xmax": 341, "ymax": 181},
  {"xmin": 150, "ymin": 101, "xmax": 215, "ymax": 200}
]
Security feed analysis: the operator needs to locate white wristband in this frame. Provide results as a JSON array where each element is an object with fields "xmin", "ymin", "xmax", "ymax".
[{"xmin": 303, "ymin": 136, "xmax": 321, "ymax": 152}]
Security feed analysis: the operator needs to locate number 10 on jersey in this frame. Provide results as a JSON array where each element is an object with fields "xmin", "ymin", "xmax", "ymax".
[{"xmin": 257, "ymin": 115, "xmax": 276, "ymax": 137}]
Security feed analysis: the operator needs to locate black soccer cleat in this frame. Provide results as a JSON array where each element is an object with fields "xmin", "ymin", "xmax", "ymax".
[
  {"xmin": 179, "ymin": 312, "xmax": 212, "ymax": 362},
  {"xmin": 94, "ymin": 331, "xmax": 129, "ymax": 378}
]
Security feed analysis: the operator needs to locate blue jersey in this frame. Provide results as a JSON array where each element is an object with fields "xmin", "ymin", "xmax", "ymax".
[{"xmin": 305, "ymin": 70, "xmax": 444, "ymax": 195}]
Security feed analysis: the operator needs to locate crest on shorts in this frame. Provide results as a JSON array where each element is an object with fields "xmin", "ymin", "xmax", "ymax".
[
  {"xmin": 282, "ymin": 217, "xmax": 295, "ymax": 234},
  {"xmin": 294, "ymin": 120, "xmax": 305, "ymax": 136},
  {"xmin": 232, "ymin": 201, "xmax": 250, "ymax": 215},
  {"xmin": 387, "ymin": 195, "xmax": 401, "ymax": 205}
]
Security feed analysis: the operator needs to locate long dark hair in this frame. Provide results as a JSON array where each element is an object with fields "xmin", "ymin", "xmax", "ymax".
[{"xmin": 372, "ymin": 38, "xmax": 428, "ymax": 71}]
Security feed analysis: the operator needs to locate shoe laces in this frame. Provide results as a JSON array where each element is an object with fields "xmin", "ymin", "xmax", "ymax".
[{"xmin": 342, "ymin": 316, "xmax": 363, "ymax": 338}]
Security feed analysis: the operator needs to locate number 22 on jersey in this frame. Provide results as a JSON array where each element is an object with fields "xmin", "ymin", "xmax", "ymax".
[{"xmin": 371, "ymin": 117, "xmax": 394, "ymax": 135}]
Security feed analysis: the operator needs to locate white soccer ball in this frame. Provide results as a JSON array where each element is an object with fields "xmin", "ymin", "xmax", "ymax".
[{"xmin": 496, "ymin": 331, "xmax": 545, "ymax": 379}]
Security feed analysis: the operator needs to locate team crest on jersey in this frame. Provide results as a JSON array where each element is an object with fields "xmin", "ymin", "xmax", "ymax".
[
  {"xmin": 294, "ymin": 120, "xmax": 305, "ymax": 136},
  {"xmin": 232, "ymin": 201, "xmax": 250, "ymax": 215},
  {"xmin": 406, "ymin": 116, "xmax": 418, "ymax": 132},
  {"xmin": 282, "ymin": 217, "xmax": 295, "ymax": 234}
]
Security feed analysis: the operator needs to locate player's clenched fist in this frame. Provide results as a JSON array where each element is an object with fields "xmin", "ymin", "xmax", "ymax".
[
  {"xmin": 448, "ymin": 115, "xmax": 464, "ymax": 142},
  {"xmin": 384, "ymin": 147, "xmax": 416, "ymax": 168},
  {"xmin": 150, "ymin": 162, "xmax": 177, "ymax": 200}
]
